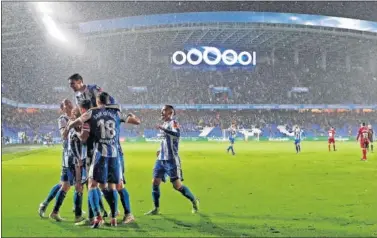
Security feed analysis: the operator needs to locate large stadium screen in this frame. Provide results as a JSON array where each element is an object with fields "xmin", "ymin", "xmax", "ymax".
[{"xmin": 171, "ymin": 46, "xmax": 257, "ymax": 71}]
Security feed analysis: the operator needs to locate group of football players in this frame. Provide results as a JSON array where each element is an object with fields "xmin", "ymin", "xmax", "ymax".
[
  {"xmin": 38, "ymin": 74, "xmax": 199, "ymax": 228},
  {"xmin": 327, "ymin": 123, "xmax": 374, "ymax": 160}
]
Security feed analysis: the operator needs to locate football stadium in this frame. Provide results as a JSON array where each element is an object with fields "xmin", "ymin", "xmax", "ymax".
[{"xmin": 2, "ymin": 2, "xmax": 377, "ymax": 237}]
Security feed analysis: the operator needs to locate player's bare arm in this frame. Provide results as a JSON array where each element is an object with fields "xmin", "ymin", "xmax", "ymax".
[
  {"xmin": 125, "ymin": 113, "xmax": 141, "ymax": 125},
  {"xmin": 65, "ymin": 110, "xmax": 92, "ymax": 137},
  {"xmin": 77, "ymin": 123, "xmax": 90, "ymax": 142}
]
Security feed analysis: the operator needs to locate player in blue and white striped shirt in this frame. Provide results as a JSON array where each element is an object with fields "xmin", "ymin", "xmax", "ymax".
[
  {"xmin": 227, "ymin": 123, "xmax": 237, "ymax": 155},
  {"xmin": 294, "ymin": 126, "xmax": 303, "ymax": 154},
  {"xmin": 67, "ymin": 92, "xmax": 139, "ymax": 228},
  {"xmin": 38, "ymin": 100, "xmax": 86, "ymax": 222},
  {"xmin": 69, "ymin": 74, "xmax": 130, "ymax": 223},
  {"xmin": 69, "ymin": 74, "xmax": 119, "ymax": 221},
  {"xmin": 38, "ymin": 99, "xmax": 71, "ymax": 219},
  {"xmin": 144, "ymin": 105, "xmax": 199, "ymax": 216}
]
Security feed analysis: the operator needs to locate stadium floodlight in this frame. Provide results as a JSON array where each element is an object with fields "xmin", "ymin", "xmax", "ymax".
[{"xmin": 42, "ymin": 15, "xmax": 67, "ymax": 43}]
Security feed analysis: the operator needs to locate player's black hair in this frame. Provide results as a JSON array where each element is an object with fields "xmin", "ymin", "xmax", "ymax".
[
  {"xmin": 164, "ymin": 104, "xmax": 176, "ymax": 115},
  {"xmin": 362, "ymin": 122, "xmax": 366, "ymax": 126},
  {"xmin": 68, "ymin": 73, "xmax": 83, "ymax": 82},
  {"xmin": 97, "ymin": 91, "xmax": 110, "ymax": 105},
  {"xmin": 79, "ymin": 99, "xmax": 91, "ymax": 110}
]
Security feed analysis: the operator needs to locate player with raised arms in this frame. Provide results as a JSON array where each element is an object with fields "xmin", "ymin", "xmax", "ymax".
[
  {"xmin": 144, "ymin": 105, "xmax": 199, "ymax": 216},
  {"xmin": 328, "ymin": 127, "xmax": 336, "ymax": 152},
  {"xmin": 68, "ymin": 73, "xmax": 110, "ymax": 221},
  {"xmin": 68, "ymin": 73, "xmax": 137, "ymax": 225},
  {"xmin": 66, "ymin": 92, "xmax": 140, "ymax": 228},
  {"xmin": 357, "ymin": 123, "xmax": 370, "ymax": 161},
  {"xmin": 66, "ymin": 93, "xmax": 121, "ymax": 228}
]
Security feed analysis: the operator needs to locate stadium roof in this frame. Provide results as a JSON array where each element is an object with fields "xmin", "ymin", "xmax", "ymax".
[
  {"xmin": 3, "ymin": 9, "xmax": 377, "ymax": 63},
  {"xmin": 76, "ymin": 12, "xmax": 377, "ymax": 63},
  {"xmin": 80, "ymin": 12, "xmax": 377, "ymax": 34}
]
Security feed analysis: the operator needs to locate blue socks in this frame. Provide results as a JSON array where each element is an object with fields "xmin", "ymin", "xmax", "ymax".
[
  {"xmin": 52, "ymin": 189, "xmax": 67, "ymax": 213},
  {"xmin": 118, "ymin": 188, "xmax": 131, "ymax": 214},
  {"xmin": 107, "ymin": 189, "xmax": 118, "ymax": 218},
  {"xmin": 178, "ymin": 185, "xmax": 196, "ymax": 203},
  {"xmin": 227, "ymin": 146, "xmax": 235, "ymax": 154},
  {"xmin": 96, "ymin": 188, "xmax": 106, "ymax": 212},
  {"xmin": 88, "ymin": 197, "xmax": 94, "ymax": 219},
  {"xmin": 74, "ymin": 191, "xmax": 83, "ymax": 217},
  {"xmin": 88, "ymin": 189, "xmax": 100, "ymax": 217},
  {"xmin": 151, "ymin": 184, "xmax": 196, "ymax": 209},
  {"xmin": 152, "ymin": 185, "xmax": 160, "ymax": 208},
  {"xmin": 43, "ymin": 184, "xmax": 62, "ymax": 206},
  {"xmin": 100, "ymin": 188, "xmax": 113, "ymax": 210}
]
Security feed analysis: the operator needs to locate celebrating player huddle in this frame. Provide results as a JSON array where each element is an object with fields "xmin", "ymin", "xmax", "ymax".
[{"xmin": 38, "ymin": 74, "xmax": 199, "ymax": 228}]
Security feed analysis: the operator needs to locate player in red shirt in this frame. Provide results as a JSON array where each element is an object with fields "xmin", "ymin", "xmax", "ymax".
[
  {"xmin": 356, "ymin": 123, "xmax": 370, "ymax": 161},
  {"xmin": 328, "ymin": 127, "xmax": 336, "ymax": 152}
]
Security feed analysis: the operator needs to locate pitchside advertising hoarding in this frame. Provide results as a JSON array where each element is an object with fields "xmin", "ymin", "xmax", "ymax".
[{"xmin": 171, "ymin": 46, "xmax": 256, "ymax": 70}]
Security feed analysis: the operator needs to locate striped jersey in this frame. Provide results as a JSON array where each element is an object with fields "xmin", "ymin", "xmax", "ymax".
[
  {"xmin": 74, "ymin": 84, "xmax": 116, "ymax": 108},
  {"xmin": 79, "ymin": 105, "xmax": 126, "ymax": 158},
  {"xmin": 294, "ymin": 128, "xmax": 303, "ymax": 140},
  {"xmin": 58, "ymin": 114, "xmax": 70, "ymax": 167},
  {"xmin": 229, "ymin": 126, "xmax": 237, "ymax": 139},
  {"xmin": 158, "ymin": 119, "xmax": 180, "ymax": 161},
  {"xmin": 73, "ymin": 84, "xmax": 120, "ymax": 158},
  {"xmin": 68, "ymin": 128, "xmax": 83, "ymax": 166}
]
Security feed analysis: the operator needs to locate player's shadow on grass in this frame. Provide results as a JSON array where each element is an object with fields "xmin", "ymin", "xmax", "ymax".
[
  {"xmin": 111, "ymin": 221, "xmax": 150, "ymax": 235},
  {"xmin": 213, "ymin": 213, "xmax": 370, "ymax": 226},
  {"xmin": 161, "ymin": 213, "xmax": 253, "ymax": 237},
  {"xmin": 50, "ymin": 220, "xmax": 150, "ymax": 235}
]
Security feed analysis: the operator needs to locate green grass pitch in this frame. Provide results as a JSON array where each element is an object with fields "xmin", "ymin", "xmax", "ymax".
[{"xmin": 2, "ymin": 141, "xmax": 377, "ymax": 237}]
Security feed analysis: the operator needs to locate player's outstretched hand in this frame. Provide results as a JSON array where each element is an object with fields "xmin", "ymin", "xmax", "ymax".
[
  {"xmin": 156, "ymin": 150, "xmax": 160, "ymax": 157},
  {"xmin": 156, "ymin": 125, "xmax": 163, "ymax": 130}
]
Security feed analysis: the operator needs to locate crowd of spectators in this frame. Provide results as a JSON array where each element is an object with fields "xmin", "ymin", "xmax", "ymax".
[
  {"xmin": 2, "ymin": 48, "xmax": 376, "ymax": 105},
  {"xmin": 2, "ymin": 103, "xmax": 376, "ymax": 139}
]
